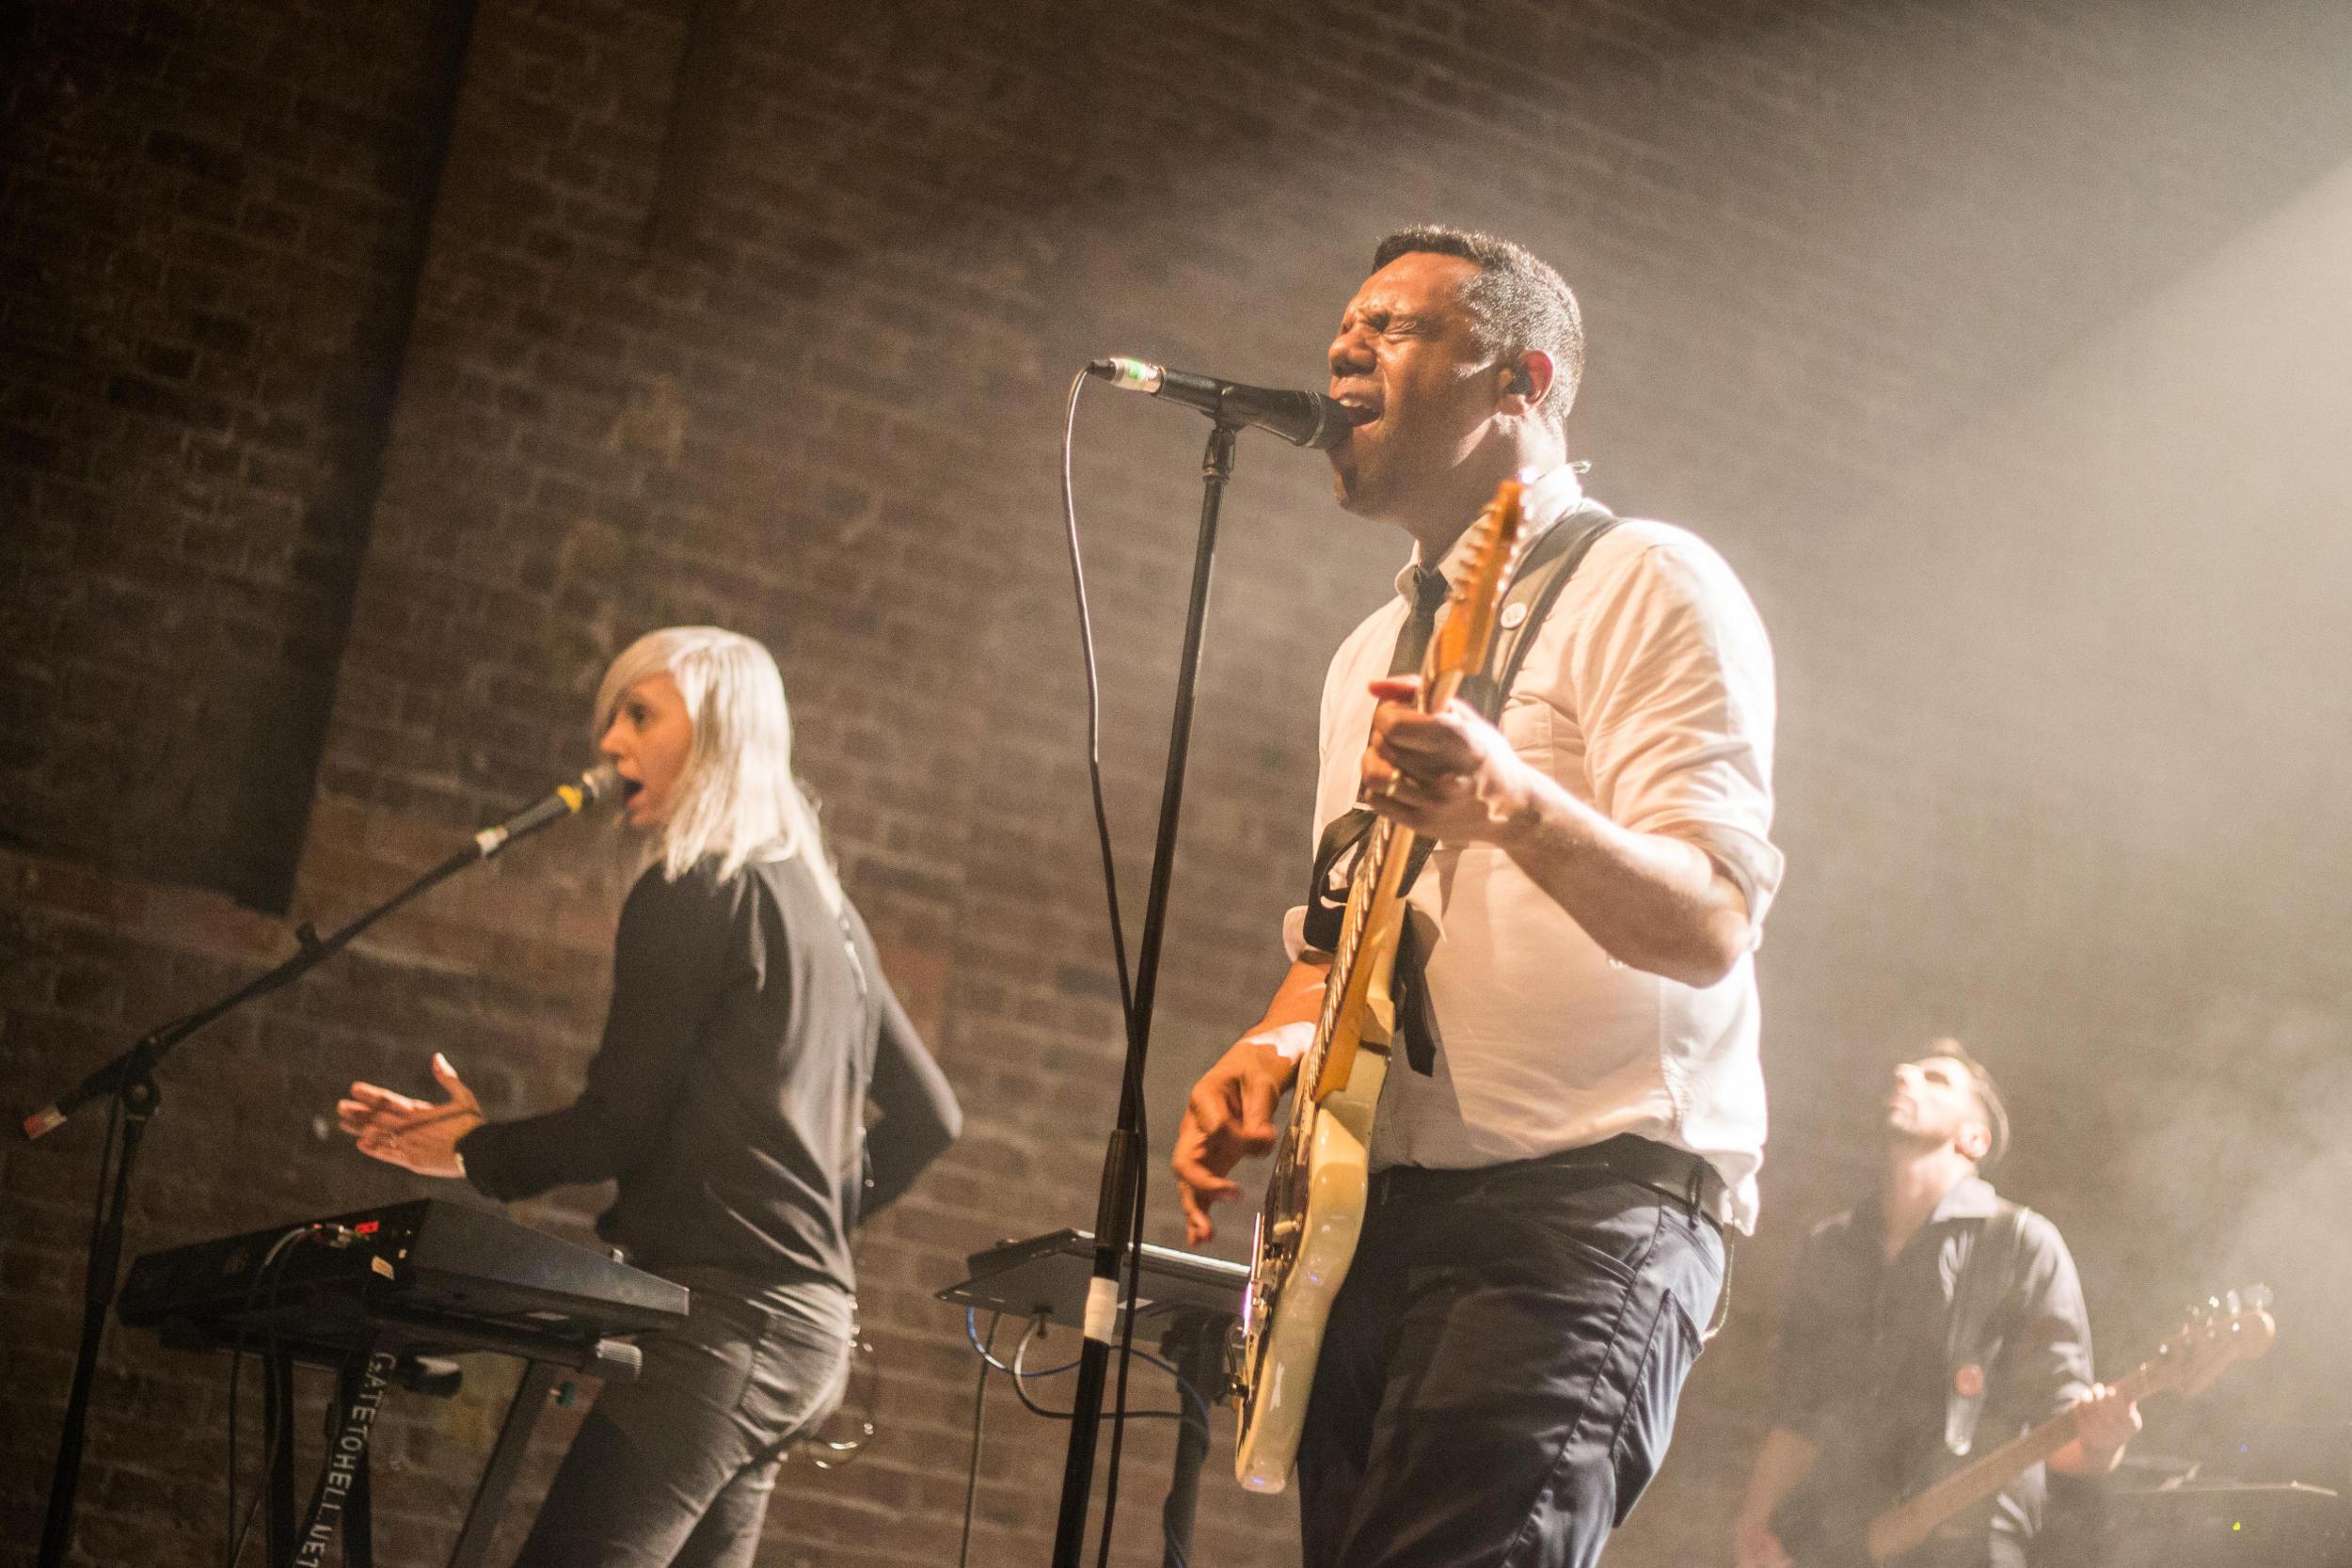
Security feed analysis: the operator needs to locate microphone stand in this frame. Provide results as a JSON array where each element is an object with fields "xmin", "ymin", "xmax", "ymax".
[
  {"xmin": 1051, "ymin": 417, "xmax": 1239, "ymax": 1568},
  {"xmin": 24, "ymin": 826, "xmax": 557, "ymax": 1568}
]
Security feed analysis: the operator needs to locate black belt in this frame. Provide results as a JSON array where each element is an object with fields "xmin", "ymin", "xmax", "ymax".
[{"xmin": 1366, "ymin": 1134, "xmax": 1724, "ymax": 1226}]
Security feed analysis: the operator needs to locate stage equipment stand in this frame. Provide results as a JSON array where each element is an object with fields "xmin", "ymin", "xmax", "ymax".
[
  {"xmin": 1051, "ymin": 417, "xmax": 1240, "ymax": 1568},
  {"xmin": 1155, "ymin": 1308, "xmax": 1229, "ymax": 1568},
  {"xmin": 946, "ymin": 1227, "xmax": 1248, "ymax": 1568}
]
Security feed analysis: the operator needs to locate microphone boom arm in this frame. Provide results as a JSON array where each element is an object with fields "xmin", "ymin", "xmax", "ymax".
[
  {"xmin": 23, "ymin": 765, "xmax": 616, "ymax": 1140},
  {"xmin": 24, "ymin": 761, "xmax": 616, "ymax": 1568}
]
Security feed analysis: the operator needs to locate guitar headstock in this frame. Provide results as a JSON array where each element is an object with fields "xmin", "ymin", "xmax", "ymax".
[
  {"xmin": 2136, "ymin": 1287, "xmax": 2277, "ymax": 1401},
  {"xmin": 1426, "ymin": 477, "xmax": 1528, "ymax": 679}
]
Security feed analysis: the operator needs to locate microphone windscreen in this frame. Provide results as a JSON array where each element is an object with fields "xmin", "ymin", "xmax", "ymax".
[{"xmin": 580, "ymin": 762, "xmax": 622, "ymax": 804}]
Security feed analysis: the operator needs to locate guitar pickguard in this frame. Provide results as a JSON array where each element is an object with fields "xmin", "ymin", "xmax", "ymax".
[{"xmin": 1232, "ymin": 1045, "xmax": 1387, "ymax": 1494}]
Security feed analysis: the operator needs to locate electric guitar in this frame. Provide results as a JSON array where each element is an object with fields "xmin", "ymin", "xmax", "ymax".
[
  {"xmin": 1781, "ymin": 1287, "xmax": 2277, "ymax": 1565},
  {"xmin": 1228, "ymin": 476, "xmax": 1530, "ymax": 1494}
]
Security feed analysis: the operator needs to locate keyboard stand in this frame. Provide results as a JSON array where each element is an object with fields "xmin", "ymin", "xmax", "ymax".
[
  {"xmin": 446, "ymin": 1358, "xmax": 561, "ymax": 1568},
  {"xmin": 162, "ymin": 1321, "xmax": 644, "ymax": 1568}
]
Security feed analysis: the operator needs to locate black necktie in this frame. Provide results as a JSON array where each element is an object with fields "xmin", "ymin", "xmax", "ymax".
[{"xmin": 1388, "ymin": 565, "xmax": 1450, "ymax": 676}]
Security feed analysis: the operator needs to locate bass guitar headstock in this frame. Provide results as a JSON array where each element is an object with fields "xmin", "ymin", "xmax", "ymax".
[{"xmin": 2134, "ymin": 1286, "xmax": 2277, "ymax": 1401}]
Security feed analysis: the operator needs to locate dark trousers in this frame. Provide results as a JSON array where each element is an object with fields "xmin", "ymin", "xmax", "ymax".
[
  {"xmin": 510, "ymin": 1269, "xmax": 852, "ymax": 1568},
  {"xmin": 1297, "ymin": 1158, "xmax": 1724, "ymax": 1568}
]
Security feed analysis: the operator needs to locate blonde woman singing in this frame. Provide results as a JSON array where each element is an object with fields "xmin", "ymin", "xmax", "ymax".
[{"xmin": 335, "ymin": 626, "xmax": 961, "ymax": 1567}]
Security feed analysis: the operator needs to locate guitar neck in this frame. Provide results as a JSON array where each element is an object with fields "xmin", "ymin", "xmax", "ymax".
[
  {"xmin": 1297, "ymin": 666, "xmax": 1471, "ymax": 1108},
  {"xmin": 1282, "ymin": 484, "xmax": 1511, "ymax": 1113},
  {"xmin": 1867, "ymin": 1364, "xmax": 2152, "ymax": 1561},
  {"xmin": 1301, "ymin": 812, "xmax": 1418, "ymax": 1104},
  {"xmin": 1866, "ymin": 1415, "xmax": 2076, "ymax": 1560}
]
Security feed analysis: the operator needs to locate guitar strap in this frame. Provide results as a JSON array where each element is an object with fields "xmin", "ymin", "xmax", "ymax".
[
  {"xmin": 1943, "ymin": 1200, "xmax": 2030, "ymax": 1456},
  {"xmin": 1302, "ymin": 499, "xmax": 1619, "ymax": 1074}
]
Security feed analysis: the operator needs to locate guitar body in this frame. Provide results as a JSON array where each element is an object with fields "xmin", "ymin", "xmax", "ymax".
[{"xmin": 1232, "ymin": 1043, "xmax": 1388, "ymax": 1493}]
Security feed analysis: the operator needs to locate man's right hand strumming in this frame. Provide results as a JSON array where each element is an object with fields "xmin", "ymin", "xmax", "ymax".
[
  {"xmin": 1171, "ymin": 1037, "xmax": 1296, "ymax": 1245},
  {"xmin": 1170, "ymin": 956, "xmax": 1328, "ymax": 1245}
]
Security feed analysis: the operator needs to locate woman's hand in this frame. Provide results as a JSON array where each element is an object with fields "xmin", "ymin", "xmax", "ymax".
[{"xmin": 336, "ymin": 1053, "xmax": 484, "ymax": 1180}]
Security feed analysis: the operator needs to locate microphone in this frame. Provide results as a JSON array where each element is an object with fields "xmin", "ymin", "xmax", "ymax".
[
  {"xmin": 471, "ymin": 762, "xmax": 622, "ymax": 861},
  {"xmin": 1088, "ymin": 356, "xmax": 1357, "ymax": 451}
]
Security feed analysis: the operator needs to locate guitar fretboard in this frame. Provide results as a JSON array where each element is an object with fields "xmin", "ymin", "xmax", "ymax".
[{"xmin": 1295, "ymin": 804, "xmax": 1409, "ymax": 1114}]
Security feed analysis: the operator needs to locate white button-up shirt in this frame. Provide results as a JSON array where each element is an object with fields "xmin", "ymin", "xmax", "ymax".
[{"xmin": 1284, "ymin": 466, "xmax": 1782, "ymax": 1230}]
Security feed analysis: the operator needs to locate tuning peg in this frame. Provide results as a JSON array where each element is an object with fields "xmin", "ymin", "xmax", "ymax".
[
  {"xmin": 2224, "ymin": 1290, "xmax": 2241, "ymax": 1315},
  {"xmin": 2243, "ymin": 1285, "xmax": 2274, "ymax": 1311}
]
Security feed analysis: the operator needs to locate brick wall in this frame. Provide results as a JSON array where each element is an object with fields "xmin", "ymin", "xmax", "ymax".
[
  {"xmin": 6, "ymin": 2, "xmax": 2351, "ymax": 1565},
  {"xmin": 0, "ymin": 0, "xmax": 473, "ymax": 911}
]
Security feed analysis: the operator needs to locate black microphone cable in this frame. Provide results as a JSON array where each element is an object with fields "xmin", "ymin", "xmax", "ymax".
[
  {"xmin": 1059, "ymin": 368, "xmax": 1140, "ymax": 1033},
  {"xmin": 1056, "ymin": 368, "xmax": 1155, "ymax": 1565},
  {"xmin": 223, "ymin": 1224, "xmax": 335, "ymax": 1568},
  {"xmin": 954, "ymin": 1307, "xmax": 1212, "ymax": 1565}
]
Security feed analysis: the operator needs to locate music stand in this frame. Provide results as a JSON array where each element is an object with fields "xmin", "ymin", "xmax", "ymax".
[
  {"xmin": 941, "ymin": 1229, "xmax": 1248, "ymax": 1568},
  {"xmin": 2104, "ymin": 1480, "xmax": 2345, "ymax": 1568}
]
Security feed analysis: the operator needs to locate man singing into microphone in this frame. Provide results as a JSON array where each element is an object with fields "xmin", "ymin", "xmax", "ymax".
[{"xmin": 1172, "ymin": 227, "xmax": 1782, "ymax": 1568}]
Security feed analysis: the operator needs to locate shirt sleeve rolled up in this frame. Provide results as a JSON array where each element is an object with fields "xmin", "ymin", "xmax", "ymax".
[{"xmin": 1560, "ymin": 532, "xmax": 1785, "ymax": 932}]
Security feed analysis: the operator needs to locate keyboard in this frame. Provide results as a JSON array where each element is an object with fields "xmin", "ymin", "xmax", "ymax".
[{"xmin": 119, "ymin": 1197, "xmax": 689, "ymax": 1363}]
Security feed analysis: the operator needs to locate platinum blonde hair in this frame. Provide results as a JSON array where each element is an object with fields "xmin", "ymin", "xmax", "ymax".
[{"xmin": 593, "ymin": 626, "xmax": 840, "ymax": 908}]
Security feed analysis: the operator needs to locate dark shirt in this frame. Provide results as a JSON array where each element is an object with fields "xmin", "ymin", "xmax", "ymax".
[
  {"xmin": 457, "ymin": 855, "xmax": 961, "ymax": 1292},
  {"xmin": 1770, "ymin": 1177, "xmax": 2093, "ymax": 1568}
]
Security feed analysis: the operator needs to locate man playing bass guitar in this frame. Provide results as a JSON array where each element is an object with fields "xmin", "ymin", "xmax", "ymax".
[
  {"xmin": 1171, "ymin": 226, "xmax": 1784, "ymax": 1568},
  {"xmin": 1730, "ymin": 1043, "xmax": 2143, "ymax": 1568}
]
